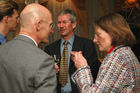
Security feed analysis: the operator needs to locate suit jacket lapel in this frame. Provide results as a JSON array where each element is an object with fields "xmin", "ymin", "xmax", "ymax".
[
  {"xmin": 55, "ymin": 39, "xmax": 61, "ymax": 66},
  {"xmin": 72, "ymin": 35, "xmax": 79, "ymax": 51},
  {"xmin": 70, "ymin": 35, "xmax": 79, "ymax": 67},
  {"xmin": 56, "ymin": 39, "xmax": 61, "ymax": 56}
]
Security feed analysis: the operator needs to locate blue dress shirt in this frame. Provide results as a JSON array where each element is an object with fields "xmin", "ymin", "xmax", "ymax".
[
  {"xmin": 0, "ymin": 34, "xmax": 6, "ymax": 44},
  {"xmin": 60, "ymin": 35, "xmax": 75, "ymax": 93}
]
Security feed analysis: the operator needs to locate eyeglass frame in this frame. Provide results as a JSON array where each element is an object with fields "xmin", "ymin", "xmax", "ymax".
[{"xmin": 40, "ymin": 20, "xmax": 55, "ymax": 29}]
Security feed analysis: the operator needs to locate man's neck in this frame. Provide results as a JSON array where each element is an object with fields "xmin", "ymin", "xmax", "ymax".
[
  {"xmin": 19, "ymin": 31, "xmax": 39, "ymax": 46},
  {"xmin": 61, "ymin": 34, "xmax": 74, "ymax": 41},
  {"xmin": 0, "ymin": 24, "xmax": 9, "ymax": 37}
]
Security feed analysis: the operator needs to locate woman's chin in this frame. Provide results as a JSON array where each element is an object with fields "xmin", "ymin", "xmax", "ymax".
[{"xmin": 99, "ymin": 48, "xmax": 106, "ymax": 52}]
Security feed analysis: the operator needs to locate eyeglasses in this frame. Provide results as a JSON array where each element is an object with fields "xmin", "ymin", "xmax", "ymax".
[
  {"xmin": 49, "ymin": 23, "xmax": 55, "ymax": 29},
  {"xmin": 15, "ymin": 16, "xmax": 19, "ymax": 21},
  {"xmin": 41, "ymin": 20, "xmax": 55, "ymax": 29}
]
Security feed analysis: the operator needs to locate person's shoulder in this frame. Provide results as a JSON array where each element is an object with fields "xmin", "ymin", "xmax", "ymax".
[
  {"xmin": 48, "ymin": 39, "xmax": 60, "ymax": 46},
  {"xmin": 114, "ymin": 46, "xmax": 131, "ymax": 54},
  {"xmin": 112, "ymin": 46, "xmax": 136, "ymax": 60},
  {"xmin": 26, "ymin": 44, "xmax": 52, "ymax": 59},
  {"xmin": 45, "ymin": 39, "xmax": 61, "ymax": 48},
  {"xmin": 75, "ymin": 35, "xmax": 93, "ymax": 43}
]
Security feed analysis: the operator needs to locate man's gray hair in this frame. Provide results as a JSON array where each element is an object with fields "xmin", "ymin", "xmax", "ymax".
[{"xmin": 58, "ymin": 9, "xmax": 77, "ymax": 23}]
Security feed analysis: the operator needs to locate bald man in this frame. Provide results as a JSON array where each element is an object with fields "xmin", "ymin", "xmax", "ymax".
[{"xmin": 0, "ymin": 3, "xmax": 56, "ymax": 93}]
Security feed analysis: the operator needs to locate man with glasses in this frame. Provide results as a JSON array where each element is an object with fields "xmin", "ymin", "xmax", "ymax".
[
  {"xmin": 0, "ymin": 0, "xmax": 19, "ymax": 45},
  {"xmin": 45, "ymin": 9, "xmax": 101, "ymax": 93},
  {"xmin": 0, "ymin": 3, "xmax": 56, "ymax": 93}
]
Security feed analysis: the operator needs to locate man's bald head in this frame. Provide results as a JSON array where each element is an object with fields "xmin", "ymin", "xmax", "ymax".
[
  {"xmin": 20, "ymin": 3, "xmax": 52, "ymax": 28},
  {"xmin": 19, "ymin": 3, "xmax": 54, "ymax": 44}
]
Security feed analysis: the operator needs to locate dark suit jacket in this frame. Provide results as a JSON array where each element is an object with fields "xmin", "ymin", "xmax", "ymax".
[
  {"xmin": 0, "ymin": 35, "xmax": 57, "ymax": 93},
  {"xmin": 45, "ymin": 35, "xmax": 101, "ymax": 93}
]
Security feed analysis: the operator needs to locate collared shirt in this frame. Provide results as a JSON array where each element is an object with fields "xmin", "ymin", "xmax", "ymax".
[
  {"xmin": 72, "ymin": 46, "xmax": 140, "ymax": 93},
  {"xmin": 0, "ymin": 34, "xmax": 6, "ymax": 44},
  {"xmin": 19, "ymin": 34, "xmax": 38, "ymax": 46},
  {"xmin": 60, "ymin": 35, "xmax": 75, "ymax": 93}
]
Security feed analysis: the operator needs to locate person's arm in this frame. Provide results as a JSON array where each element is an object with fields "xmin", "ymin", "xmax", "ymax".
[
  {"xmin": 33, "ymin": 56, "xmax": 57, "ymax": 93},
  {"xmin": 71, "ymin": 51, "xmax": 133, "ymax": 93},
  {"xmin": 44, "ymin": 45, "xmax": 60, "ymax": 74}
]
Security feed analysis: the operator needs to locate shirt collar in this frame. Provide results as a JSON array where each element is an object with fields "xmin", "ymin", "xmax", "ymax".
[
  {"xmin": 108, "ymin": 45, "xmax": 125, "ymax": 54},
  {"xmin": 108, "ymin": 46, "xmax": 114, "ymax": 54},
  {"xmin": 19, "ymin": 34, "xmax": 38, "ymax": 46},
  {"xmin": 61, "ymin": 35, "xmax": 75, "ymax": 45},
  {"xmin": 0, "ymin": 34, "xmax": 6, "ymax": 44}
]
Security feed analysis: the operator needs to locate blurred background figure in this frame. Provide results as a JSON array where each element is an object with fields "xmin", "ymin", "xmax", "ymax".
[{"xmin": 0, "ymin": 0, "xmax": 19, "ymax": 45}]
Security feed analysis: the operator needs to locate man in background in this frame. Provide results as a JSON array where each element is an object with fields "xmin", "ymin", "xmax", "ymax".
[
  {"xmin": 45, "ymin": 9, "xmax": 101, "ymax": 93},
  {"xmin": 0, "ymin": 3, "xmax": 56, "ymax": 93},
  {"xmin": 0, "ymin": 0, "xmax": 19, "ymax": 44}
]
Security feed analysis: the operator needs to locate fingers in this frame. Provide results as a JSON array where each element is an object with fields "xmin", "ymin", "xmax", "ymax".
[
  {"xmin": 70, "ymin": 51, "xmax": 82, "ymax": 60},
  {"xmin": 79, "ymin": 51, "xmax": 82, "ymax": 54},
  {"xmin": 70, "ymin": 51, "xmax": 76, "ymax": 56},
  {"xmin": 70, "ymin": 51, "xmax": 88, "ymax": 69},
  {"xmin": 55, "ymin": 63, "xmax": 59, "ymax": 73},
  {"xmin": 70, "ymin": 51, "xmax": 82, "ymax": 57}
]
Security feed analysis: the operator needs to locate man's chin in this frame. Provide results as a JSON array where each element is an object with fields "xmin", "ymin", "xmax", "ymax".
[
  {"xmin": 61, "ymin": 34, "xmax": 67, "ymax": 37},
  {"xmin": 42, "ymin": 39, "xmax": 49, "ymax": 44}
]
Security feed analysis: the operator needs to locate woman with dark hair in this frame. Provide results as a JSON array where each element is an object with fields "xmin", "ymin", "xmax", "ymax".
[{"xmin": 71, "ymin": 13, "xmax": 140, "ymax": 93}]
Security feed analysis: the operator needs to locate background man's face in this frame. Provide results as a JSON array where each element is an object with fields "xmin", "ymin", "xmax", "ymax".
[
  {"xmin": 8, "ymin": 9, "xmax": 19, "ymax": 31},
  {"xmin": 57, "ymin": 14, "xmax": 74, "ymax": 37}
]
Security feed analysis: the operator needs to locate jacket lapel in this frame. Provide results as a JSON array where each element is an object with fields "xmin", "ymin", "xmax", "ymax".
[{"xmin": 70, "ymin": 35, "xmax": 79, "ymax": 67}]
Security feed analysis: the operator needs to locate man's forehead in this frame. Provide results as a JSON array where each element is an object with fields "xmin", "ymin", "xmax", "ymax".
[{"xmin": 58, "ymin": 14, "xmax": 70, "ymax": 21}]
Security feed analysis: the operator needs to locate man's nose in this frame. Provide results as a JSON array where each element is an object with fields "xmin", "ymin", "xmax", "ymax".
[
  {"xmin": 59, "ymin": 22, "xmax": 65, "ymax": 27},
  {"xmin": 93, "ymin": 38, "xmax": 97, "ymax": 43}
]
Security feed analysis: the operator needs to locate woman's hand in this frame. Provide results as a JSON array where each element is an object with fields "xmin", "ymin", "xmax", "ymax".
[{"xmin": 71, "ymin": 51, "xmax": 88, "ymax": 69}]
